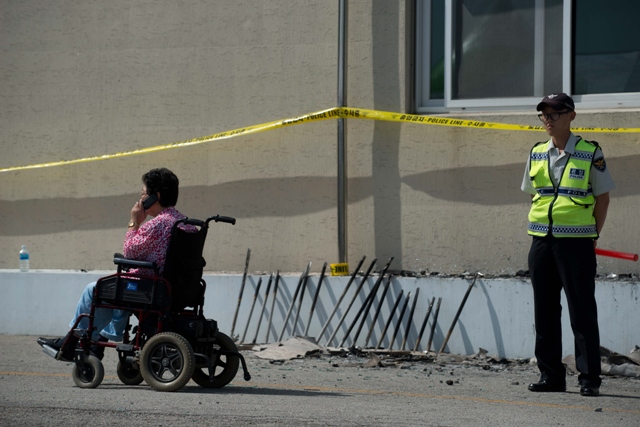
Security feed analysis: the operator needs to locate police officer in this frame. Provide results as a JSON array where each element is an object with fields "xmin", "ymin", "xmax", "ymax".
[{"xmin": 521, "ymin": 93, "xmax": 615, "ymax": 397}]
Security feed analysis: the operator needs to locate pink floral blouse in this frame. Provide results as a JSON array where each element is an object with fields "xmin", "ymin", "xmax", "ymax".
[{"xmin": 123, "ymin": 207, "xmax": 188, "ymax": 274}]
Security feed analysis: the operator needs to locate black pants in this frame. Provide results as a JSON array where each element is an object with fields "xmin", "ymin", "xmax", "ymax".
[{"xmin": 528, "ymin": 236, "xmax": 601, "ymax": 387}]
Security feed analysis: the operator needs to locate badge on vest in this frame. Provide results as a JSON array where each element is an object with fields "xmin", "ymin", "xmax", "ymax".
[{"xmin": 569, "ymin": 168, "xmax": 585, "ymax": 180}]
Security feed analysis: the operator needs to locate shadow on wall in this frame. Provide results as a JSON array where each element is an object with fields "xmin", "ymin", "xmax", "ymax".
[
  {"xmin": 1, "ymin": 154, "xmax": 636, "ymax": 237},
  {"xmin": 371, "ymin": 0, "xmax": 403, "ymax": 267}
]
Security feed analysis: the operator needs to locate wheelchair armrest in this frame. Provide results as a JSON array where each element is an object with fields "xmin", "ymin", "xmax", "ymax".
[
  {"xmin": 207, "ymin": 214, "xmax": 236, "ymax": 225},
  {"xmin": 113, "ymin": 253, "xmax": 158, "ymax": 270}
]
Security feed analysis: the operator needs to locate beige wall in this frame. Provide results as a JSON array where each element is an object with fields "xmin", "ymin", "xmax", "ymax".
[{"xmin": 1, "ymin": 1, "xmax": 639, "ymax": 275}]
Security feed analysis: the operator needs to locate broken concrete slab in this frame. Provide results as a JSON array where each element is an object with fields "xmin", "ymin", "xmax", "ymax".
[
  {"xmin": 599, "ymin": 345, "xmax": 640, "ymax": 378},
  {"xmin": 564, "ymin": 347, "xmax": 640, "ymax": 378},
  {"xmin": 252, "ymin": 336, "xmax": 322, "ymax": 360},
  {"xmin": 600, "ymin": 345, "xmax": 640, "ymax": 366},
  {"xmin": 629, "ymin": 345, "xmax": 640, "ymax": 365},
  {"xmin": 601, "ymin": 363, "xmax": 640, "ymax": 377}
]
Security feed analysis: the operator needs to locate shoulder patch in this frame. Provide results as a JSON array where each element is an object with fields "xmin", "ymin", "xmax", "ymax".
[{"xmin": 593, "ymin": 157, "xmax": 607, "ymax": 172}]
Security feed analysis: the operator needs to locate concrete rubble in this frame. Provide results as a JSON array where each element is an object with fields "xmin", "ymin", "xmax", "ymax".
[
  {"xmin": 561, "ymin": 346, "xmax": 640, "ymax": 378},
  {"xmin": 249, "ymin": 337, "xmax": 323, "ymax": 361},
  {"xmin": 245, "ymin": 336, "xmax": 640, "ymax": 379}
]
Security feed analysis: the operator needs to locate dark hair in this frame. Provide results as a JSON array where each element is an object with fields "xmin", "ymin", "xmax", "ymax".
[{"xmin": 142, "ymin": 168, "xmax": 179, "ymax": 207}]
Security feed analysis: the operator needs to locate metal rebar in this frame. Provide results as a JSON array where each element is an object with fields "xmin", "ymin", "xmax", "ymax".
[
  {"xmin": 436, "ymin": 274, "xmax": 479, "ymax": 358},
  {"xmin": 426, "ymin": 297, "xmax": 442, "ymax": 352},
  {"xmin": 230, "ymin": 248, "xmax": 251, "ymax": 338},
  {"xmin": 324, "ymin": 258, "xmax": 377, "ymax": 347},
  {"xmin": 375, "ymin": 289, "xmax": 404, "ymax": 349},
  {"xmin": 318, "ymin": 255, "xmax": 366, "ymax": 340},
  {"xmin": 364, "ymin": 275, "xmax": 392, "ymax": 347},
  {"xmin": 401, "ymin": 287, "xmax": 420, "ymax": 350},
  {"xmin": 252, "ymin": 273, "xmax": 273, "ymax": 344},
  {"xmin": 241, "ymin": 277, "xmax": 262, "ymax": 343},
  {"xmin": 265, "ymin": 271, "xmax": 280, "ymax": 343},
  {"xmin": 413, "ymin": 296, "xmax": 435, "ymax": 352},
  {"xmin": 304, "ymin": 262, "xmax": 327, "ymax": 337},
  {"xmin": 291, "ymin": 263, "xmax": 311, "ymax": 337},
  {"xmin": 278, "ymin": 263, "xmax": 311, "ymax": 342},
  {"xmin": 339, "ymin": 257, "xmax": 393, "ymax": 348},
  {"xmin": 389, "ymin": 291, "xmax": 411, "ymax": 350}
]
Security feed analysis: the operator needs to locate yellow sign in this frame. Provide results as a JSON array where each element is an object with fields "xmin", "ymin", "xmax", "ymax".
[{"xmin": 330, "ymin": 263, "xmax": 350, "ymax": 276}]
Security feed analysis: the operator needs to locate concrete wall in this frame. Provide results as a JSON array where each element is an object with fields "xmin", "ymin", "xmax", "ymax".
[
  {"xmin": 1, "ymin": 1, "xmax": 639, "ymax": 276},
  {"xmin": 2, "ymin": 271, "xmax": 638, "ymax": 359}
]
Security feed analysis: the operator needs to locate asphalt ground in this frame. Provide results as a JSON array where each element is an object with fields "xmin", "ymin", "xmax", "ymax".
[{"xmin": 1, "ymin": 335, "xmax": 639, "ymax": 427}]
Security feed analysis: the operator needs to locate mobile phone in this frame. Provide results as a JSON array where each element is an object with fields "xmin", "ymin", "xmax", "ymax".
[{"xmin": 142, "ymin": 194, "xmax": 159, "ymax": 210}]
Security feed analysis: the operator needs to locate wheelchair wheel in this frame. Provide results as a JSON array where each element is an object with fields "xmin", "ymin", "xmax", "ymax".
[
  {"xmin": 117, "ymin": 360, "xmax": 144, "ymax": 386},
  {"xmin": 191, "ymin": 332, "xmax": 240, "ymax": 388},
  {"xmin": 140, "ymin": 332, "xmax": 195, "ymax": 392},
  {"xmin": 72, "ymin": 355, "xmax": 104, "ymax": 389}
]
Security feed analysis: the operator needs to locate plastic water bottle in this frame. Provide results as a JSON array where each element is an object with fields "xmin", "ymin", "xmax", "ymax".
[{"xmin": 19, "ymin": 245, "xmax": 29, "ymax": 272}]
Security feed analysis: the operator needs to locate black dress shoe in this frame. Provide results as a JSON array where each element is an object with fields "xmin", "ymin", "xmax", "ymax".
[
  {"xmin": 38, "ymin": 333, "xmax": 78, "ymax": 361},
  {"xmin": 580, "ymin": 385, "xmax": 600, "ymax": 396},
  {"xmin": 528, "ymin": 380, "xmax": 566, "ymax": 392}
]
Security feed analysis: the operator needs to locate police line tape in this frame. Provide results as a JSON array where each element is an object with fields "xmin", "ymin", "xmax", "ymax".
[{"xmin": 2, "ymin": 107, "xmax": 639, "ymax": 173}]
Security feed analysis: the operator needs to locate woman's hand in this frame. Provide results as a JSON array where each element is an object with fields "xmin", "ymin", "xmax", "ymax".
[{"xmin": 130, "ymin": 199, "xmax": 147, "ymax": 226}]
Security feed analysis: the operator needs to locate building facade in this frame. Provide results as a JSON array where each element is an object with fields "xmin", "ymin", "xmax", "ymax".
[{"xmin": 1, "ymin": 0, "xmax": 639, "ymax": 275}]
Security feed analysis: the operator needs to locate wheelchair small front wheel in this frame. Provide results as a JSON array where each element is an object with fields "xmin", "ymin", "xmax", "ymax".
[
  {"xmin": 140, "ymin": 332, "xmax": 195, "ymax": 392},
  {"xmin": 72, "ymin": 355, "xmax": 105, "ymax": 389},
  {"xmin": 191, "ymin": 332, "xmax": 240, "ymax": 389},
  {"xmin": 117, "ymin": 360, "xmax": 144, "ymax": 386}
]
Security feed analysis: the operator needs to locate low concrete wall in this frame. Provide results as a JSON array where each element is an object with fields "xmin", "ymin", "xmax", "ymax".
[{"xmin": 1, "ymin": 270, "xmax": 638, "ymax": 359}]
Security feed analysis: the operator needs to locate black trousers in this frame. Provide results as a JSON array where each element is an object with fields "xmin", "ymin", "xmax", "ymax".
[{"xmin": 528, "ymin": 236, "xmax": 601, "ymax": 386}]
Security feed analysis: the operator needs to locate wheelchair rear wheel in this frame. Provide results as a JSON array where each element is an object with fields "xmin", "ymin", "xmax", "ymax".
[
  {"xmin": 117, "ymin": 360, "xmax": 144, "ymax": 386},
  {"xmin": 140, "ymin": 332, "xmax": 195, "ymax": 392},
  {"xmin": 191, "ymin": 332, "xmax": 240, "ymax": 388},
  {"xmin": 72, "ymin": 355, "xmax": 104, "ymax": 389}
]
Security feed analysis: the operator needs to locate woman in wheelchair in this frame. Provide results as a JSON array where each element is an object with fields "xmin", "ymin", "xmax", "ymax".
[
  {"xmin": 38, "ymin": 167, "xmax": 249, "ymax": 391},
  {"xmin": 38, "ymin": 167, "xmax": 189, "ymax": 360}
]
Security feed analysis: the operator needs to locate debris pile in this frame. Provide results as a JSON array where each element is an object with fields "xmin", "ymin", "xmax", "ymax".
[
  {"xmin": 246, "ymin": 337, "xmax": 640, "ymax": 379},
  {"xmin": 562, "ymin": 345, "xmax": 640, "ymax": 378}
]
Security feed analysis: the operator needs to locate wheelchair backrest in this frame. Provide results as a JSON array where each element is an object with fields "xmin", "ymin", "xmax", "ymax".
[{"xmin": 162, "ymin": 218, "xmax": 209, "ymax": 311}]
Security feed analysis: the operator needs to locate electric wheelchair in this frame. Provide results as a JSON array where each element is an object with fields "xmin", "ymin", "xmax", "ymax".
[{"xmin": 41, "ymin": 215, "xmax": 251, "ymax": 392}]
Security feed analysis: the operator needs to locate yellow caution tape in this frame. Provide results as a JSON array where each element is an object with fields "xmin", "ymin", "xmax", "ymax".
[
  {"xmin": 2, "ymin": 106, "xmax": 639, "ymax": 173},
  {"xmin": 330, "ymin": 263, "xmax": 350, "ymax": 276},
  {"xmin": 348, "ymin": 107, "xmax": 640, "ymax": 133},
  {"xmin": 0, "ymin": 108, "xmax": 339, "ymax": 173}
]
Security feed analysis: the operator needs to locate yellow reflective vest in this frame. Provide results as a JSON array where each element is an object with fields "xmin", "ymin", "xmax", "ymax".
[{"xmin": 527, "ymin": 139, "xmax": 598, "ymax": 238}]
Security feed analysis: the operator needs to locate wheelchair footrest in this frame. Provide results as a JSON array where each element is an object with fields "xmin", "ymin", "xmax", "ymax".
[
  {"xmin": 41, "ymin": 344, "xmax": 59, "ymax": 359},
  {"xmin": 41, "ymin": 345, "xmax": 76, "ymax": 363}
]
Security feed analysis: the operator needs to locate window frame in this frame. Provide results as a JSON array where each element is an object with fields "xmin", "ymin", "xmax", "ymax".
[
  {"xmin": 415, "ymin": 0, "xmax": 640, "ymax": 112},
  {"xmin": 415, "ymin": 0, "xmax": 446, "ymax": 111}
]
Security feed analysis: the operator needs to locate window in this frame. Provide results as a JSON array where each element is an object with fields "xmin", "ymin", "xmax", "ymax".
[
  {"xmin": 415, "ymin": 0, "xmax": 640, "ymax": 112},
  {"xmin": 574, "ymin": 3, "xmax": 640, "ymax": 95}
]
